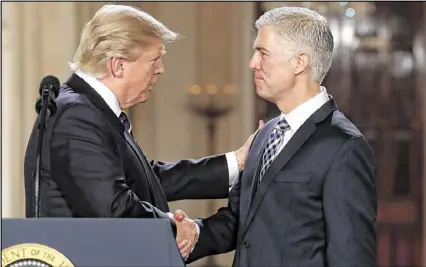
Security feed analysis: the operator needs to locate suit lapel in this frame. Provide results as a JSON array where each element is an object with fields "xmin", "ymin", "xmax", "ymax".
[
  {"xmin": 123, "ymin": 131, "xmax": 152, "ymax": 178},
  {"xmin": 65, "ymin": 74, "xmax": 158, "ymax": 197},
  {"xmin": 240, "ymin": 117, "xmax": 279, "ymax": 228},
  {"xmin": 243, "ymin": 98, "xmax": 337, "ymax": 234},
  {"xmin": 123, "ymin": 130, "xmax": 162, "ymax": 206},
  {"xmin": 243, "ymin": 120, "xmax": 316, "ymax": 234},
  {"xmin": 66, "ymin": 74, "xmax": 124, "ymax": 135}
]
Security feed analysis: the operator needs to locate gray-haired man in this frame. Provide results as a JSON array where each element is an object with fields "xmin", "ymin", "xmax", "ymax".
[{"xmin": 176, "ymin": 6, "xmax": 377, "ymax": 267}]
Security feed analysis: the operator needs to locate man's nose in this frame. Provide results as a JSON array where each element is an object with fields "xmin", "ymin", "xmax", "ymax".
[
  {"xmin": 249, "ymin": 53, "xmax": 258, "ymax": 70},
  {"xmin": 156, "ymin": 59, "xmax": 165, "ymax": 74}
]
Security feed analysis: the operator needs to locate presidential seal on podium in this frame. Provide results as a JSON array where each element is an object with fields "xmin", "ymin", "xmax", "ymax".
[{"xmin": 2, "ymin": 243, "xmax": 74, "ymax": 267}]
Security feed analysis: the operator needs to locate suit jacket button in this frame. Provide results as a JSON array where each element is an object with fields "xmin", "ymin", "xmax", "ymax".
[{"xmin": 243, "ymin": 241, "xmax": 250, "ymax": 249}]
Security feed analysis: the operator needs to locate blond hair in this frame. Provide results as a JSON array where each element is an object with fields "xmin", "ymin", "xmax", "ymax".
[
  {"xmin": 70, "ymin": 4, "xmax": 180, "ymax": 77},
  {"xmin": 256, "ymin": 6, "xmax": 334, "ymax": 84}
]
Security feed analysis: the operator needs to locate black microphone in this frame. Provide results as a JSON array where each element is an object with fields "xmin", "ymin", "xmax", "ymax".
[
  {"xmin": 33, "ymin": 75, "xmax": 60, "ymax": 218},
  {"xmin": 35, "ymin": 75, "xmax": 60, "ymax": 117}
]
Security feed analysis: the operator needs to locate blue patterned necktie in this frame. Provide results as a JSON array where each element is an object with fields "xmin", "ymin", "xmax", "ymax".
[
  {"xmin": 259, "ymin": 118, "xmax": 290, "ymax": 182},
  {"xmin": 119, "ymin": 112, "xmax": 132, "ymax": 135}
]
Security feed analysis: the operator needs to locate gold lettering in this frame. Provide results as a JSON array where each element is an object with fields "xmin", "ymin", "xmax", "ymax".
[
  {"xmin": 2, "ymin": 248, "xmax": 29, "ymax": 264},
  {"xmin": 23, "ymin": 248, "xmax": 28, "ymax": 257},
  {"xmin": 31, "ymin": 249, "xmax": 40, "ymax": 256},
  {"xmin": 19, "ymin": 248, "xmax": 27, "ymax": 258},
  {"xmin": 9, "ymin": 248, "xmax": 27, "ymax": 261},
  {"xmin": 2, "ymin": 254, "xmax": 11, "ymax": 265},
  {"xmin": 43, "ymin": 252, "xmax": 55, "ymax": 262},
  {"xmin": 43, "ymin": 252, "xmax": 49, "ymax": 260},
  {"xmin": 3, "ymin": 245, "xmax": 72, "ymax": 267},
  {"xmin": 11, "ymin": 251, "xmax": 20, "ymax": 260}
]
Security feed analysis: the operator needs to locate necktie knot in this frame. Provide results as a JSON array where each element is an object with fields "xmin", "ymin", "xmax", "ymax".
[
  {"xmin": 276, "ymin": 118, "xmax": 290, "ymax": 132},
  {"xmin": 258, "ymin": 118, "xmax": 290, "ymax": 183},
  {"xmin": 119, "ymin": 112, "xmax": 132, "ymax": 134}
]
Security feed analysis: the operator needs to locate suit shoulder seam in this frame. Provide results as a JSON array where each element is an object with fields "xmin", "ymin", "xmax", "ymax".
[{"xmin": 323, "ymin": 136, "xmax": 362, "ymax": 176}]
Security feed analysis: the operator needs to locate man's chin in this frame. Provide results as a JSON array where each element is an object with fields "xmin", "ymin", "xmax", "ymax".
[
  {"xmin": 139, "ymin": 91, "xmax": 151, "ymax": 103},
  {"xmin": 255, "ymin": 86, "xmax": 272, "ymax": 101},
  {"xmin": 255, "ymin": 85, "xmax": 266, "ymax": 96}
]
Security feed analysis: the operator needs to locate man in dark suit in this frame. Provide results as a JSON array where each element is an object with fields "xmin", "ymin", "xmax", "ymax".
[
  {"xmin": 23, "ymin": 4, "xmax": 259, "ymax": 257},
  {"xmin": 177, "ymin": 6, "xmax": 377, "ymax": 266}
]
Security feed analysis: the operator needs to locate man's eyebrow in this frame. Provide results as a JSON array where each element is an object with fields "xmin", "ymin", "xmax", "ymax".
[{"xmin": 254, "ymin": 46, "xmax": 270, "ymax": 53}]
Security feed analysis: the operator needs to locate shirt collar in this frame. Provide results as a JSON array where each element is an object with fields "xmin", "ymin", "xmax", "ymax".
[
  {"xmin": 75, "ymin": 70, "xmax": 122, "ymax": 117},
  {"xmin": 280, "ymin": 86, "xmax": 330, "ymax": 132}
]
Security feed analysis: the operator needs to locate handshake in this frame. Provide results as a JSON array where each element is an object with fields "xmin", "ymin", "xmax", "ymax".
[{"xmin": 170, "ymin": 209, "xmax": 198, "ymax": 260}]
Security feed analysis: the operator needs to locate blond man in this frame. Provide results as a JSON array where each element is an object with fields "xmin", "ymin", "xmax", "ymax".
[{"xmin": 24, "ymin": 4, "xmax": 259, "ymax": 258}]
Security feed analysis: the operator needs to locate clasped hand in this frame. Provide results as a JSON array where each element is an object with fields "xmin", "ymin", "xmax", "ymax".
[{"xmin": 173, "ymin": 209, "xmax": 197, "ymax": 259}]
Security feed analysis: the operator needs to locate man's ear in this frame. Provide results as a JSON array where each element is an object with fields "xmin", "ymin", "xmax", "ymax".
[
  {"xmin": 293, "ymin": 53, "xmax": 310, "ymax": 75},
  {"xmin": 108, "ymin": 57, "xmax": 126, "ymax": 78}
]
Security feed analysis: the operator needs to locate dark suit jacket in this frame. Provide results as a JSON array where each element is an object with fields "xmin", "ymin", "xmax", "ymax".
[
  {"xmin": 24, "ymin": 74, "xmax": 229, "ymax": 234},
  {"xmin": 187, "ymin": 99, "xmax": 377, "ymax": 267}
]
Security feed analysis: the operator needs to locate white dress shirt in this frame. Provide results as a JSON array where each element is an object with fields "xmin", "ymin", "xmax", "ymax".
[
  {"xmin": 275, "ymin": 87, "xmax": 330, "ymax": 156},
  {"xmin": 74, "ymin": 71, "xmax": 240, "ymax": 188}
]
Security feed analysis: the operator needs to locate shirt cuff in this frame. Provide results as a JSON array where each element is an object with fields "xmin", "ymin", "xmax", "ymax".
[
  {"xmin": 225, "ymin": 152, "xmax": 240, "ymax": 189},
  {"xmin": 195, "ymin": 222, "xmax": 200, "ymax": 236}
]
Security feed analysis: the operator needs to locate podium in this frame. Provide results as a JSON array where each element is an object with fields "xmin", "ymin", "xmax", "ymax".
[{"xmin": 1, "ymin": 218, "xmax": 185, "ymax": 267}]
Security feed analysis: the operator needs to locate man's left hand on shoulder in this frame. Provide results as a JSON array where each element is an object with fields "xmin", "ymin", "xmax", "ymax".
[{"xmin": 234, "ymin": 120, "xmax": 265, "ymax": 171}]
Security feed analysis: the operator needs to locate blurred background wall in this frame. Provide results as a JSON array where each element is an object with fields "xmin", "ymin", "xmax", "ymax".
[{"xmin": 2, "ymin": 2, "xmax": 426, "ymax": 266}]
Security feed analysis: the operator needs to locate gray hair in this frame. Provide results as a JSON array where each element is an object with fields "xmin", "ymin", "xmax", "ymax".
[{"xmin": 255, "ymin": 6, "xmax": 334, "ymax": 84}]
